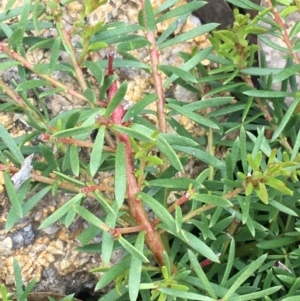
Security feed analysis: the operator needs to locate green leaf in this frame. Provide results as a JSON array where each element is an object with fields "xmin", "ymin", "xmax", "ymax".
[
  {"xmin": 167, "ymin": 226, "xmax": 219, "ymax": 263},
  {"xmin": 158, "ymin": 288, "xmax": 215, "ymax": 301},
  {"xmin": 191, "ymin": 193, "xmax": 233, "ymax": 207},
  {"xmin": 118, "ymin": 235, "xmax": 149, "ymax": 263},
  {"xmin": 95, "ymin": 256, "xmax": 131, "ymax": 290},
  {"xmin": 188, "ymin": 250, "xmax": 217, "ymax": 298},
  {"xmin": 53, "ymin": 171, "xmax": 85, "ymax": 186},
  {"xmin": 22, "ymin": 186, "xmax": 52, "ymax": 216},
  {"xmin": 104, "ymin": 81, "xmax": 128, "ymax": 117},
  {"xmin": 271, "ymin": 97, "xmax": 300, "ymax": 141},
  {"xmin": 175, "ymin": 206, "xmax": 182, "ymax": 233},
  {"xmin": 13, "ymin": 259, "xmax": 24, "ymax": 300},
  {"xmin": 156, "ymin": 1, "xmax": 206, "ymax": 23},
  {"xmin": 223, "ymin": 254, "xmax": 267, "ymax": 300},
  {"xmin": 138, "ymin": 192, "xmax": 176, "ymax": 230},
  {"xmin": 272, "ymin": 64, "xmax": 300, "ymax": 83},
  {"xmin": 97, "ymin": 58, "xmax": 150, "ymax": 72},
  {"xmin": 160, "ymin": 65, "xmax": 197, "ymax": 83},
  {"xmin": 94, "ymin": 191, "xmax": 115, "ymax": 215},
  {"xmin": 33, "ymin": 0, "xmax": 41, "ymax": 34},
  {"xmin": 16, "ymin": 79, "xmax": 49, "ymax": 91},
  {"xmin": 238, "ymin": 195, "xmax": 250, "ymax": 224},
  {"xmin": 159, "ymin": 23, "xmax": 219, "ymax": 49},
  {"xmin": 39, "ymin": 193, "xmax": 84, "ymax": 229},
  {"xmin": 70, "ymin": 144, "xmax": 79, "ymax": 176},
  {"xmin": 74, "ymin": 204, "xmax": 110, "ymax": 232},
  {"xmin": 4, "ymin": 0, "xmax": 18, "ymax": 13},
  {"xmin": 64, "ymin": 208, "xmax": 77, "ymax": 228},
  {"xmin": 155, "ymin": 0, "xmax": 180, "ymax": 13},
  {"xmin": 117, "ymin": 37, "xmax": 149, "ymax": 51},
  {"xmin": 50, "ymin": 37, "xmax": 61, "ymax": 71},
  {"xmin": 144, "ymin": 0, "xmax": 156, "ymax": 32},
  {"xmin": 156, "ymin": 135, "xmax": 184, "ymax": 172},
  {"xmin": 157, "ymin": 15, "xmax": 189, "ymax": 46},
  {"xmin": 256, "ymin": 182, "xmax": 268, "ymax": 204},
  {"xmin": 39, "ymin": 143, "xmax": 58, "ymax": 170},
  {"xmin": 164, "ymin": 47, "xmax": 212, "ymax": 86},
  {"xmin": 229, "ymin": 286, "xmax": 282, "ymax": 301},
  {"xmin": 19, "ymin": 0, "xmax": 30, "ymax": 28},
  {"xmin": 0, "ymin": 124, "xmax": 24, "ymax": 163},
  {"xmin": 269, "ymin": 200, "xmax": 298, "ymax": 216},
  {"xmin": 88, "ymin": 41, "xmax": 108, "ymax": 52},
  {"xmin": 52, "ymin": 124, "xmax": 97, "ymax": 138},
  {"xmin": 185, "ymin": 96, "xmax": 233, "ymax": 112},
  {"xmin": 240, "ymin": 67, "xmax": 281, "ymax": 76},
  {"xmin": 123, "ymin": 94, "xmax": 157, "ymax": 121},
  {"xmin": 129, "ymin": 231, "xmax": 146, "ymax": 301},
  {"xmin": 90, "ymin": 126, "xmax": 105, "ymax": 177},
  {"xmin": 4, "ymin": 171, "xmax": 23, "ymax": 225},
  {"xmin": 266, "ymin": 177, "xmax": 293, "ymax": 196},
  {"xmin": 65, "ymin": 111, "xmax": 80, "ymax": 129},
  {"xmin": 112, "ymin": 124, "xmax": 154, "ymax": 142},
  {"xmin": 147, "ymin": 178, "xmax": 200, "ymax": 189},
  {"xmin": 115, "ymin": 142, "xmax": 126, "ymax": 208},
  {"xmin": 82, "ymin": 61, "xmax": 104, "ymax": 88},
  {"xmin": 159, "ymin": 133, "xmax": 198, "ymax": 147},
  {"xmin": 243, "ymin": 90, "xmax": 294, "ymax": 98},
  {"xmin": 257, "ymin": 236, "xmax": 297, "ymax": 249},
  {"xmin": 102, "ymin": 210, "xmax": 117, "ymax": 265},
  {"xmin": 220, "ymin": 238, "xmax": 235, "ymax": 286},
  {"xmin": 173, "ymin": 146, "xmax": 225, "ymax": 171},
  {"xmin": 0, "ymin": 60, "xmax": 21, "ymax": 71},
  {"xmin": 167, "ymin": 103, "xmax": 219, "ymax": 129}
]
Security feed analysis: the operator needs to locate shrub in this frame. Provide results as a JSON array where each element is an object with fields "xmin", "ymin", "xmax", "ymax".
[{"xmin": 1, "ymin": 0, "xmax": 300, "ymax": 300}]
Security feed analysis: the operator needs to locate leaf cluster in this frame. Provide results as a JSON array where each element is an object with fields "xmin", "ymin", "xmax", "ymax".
[{"xmin": 1, "ymin": 0, "xmax": 300, "ymax": 300}]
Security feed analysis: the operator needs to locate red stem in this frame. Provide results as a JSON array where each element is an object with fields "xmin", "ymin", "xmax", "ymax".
[{"xmin": 106, "ymin": 53, "xmax": 168, "ymax": 268}]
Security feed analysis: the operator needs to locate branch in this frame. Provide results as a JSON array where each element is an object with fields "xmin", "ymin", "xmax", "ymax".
[{"xmin": 0, "ymin": 43, "xmax": 89, "ymax": 103}]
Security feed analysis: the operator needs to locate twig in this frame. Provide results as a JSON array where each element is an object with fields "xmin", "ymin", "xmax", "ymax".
[
  {"xmin": 0, "ymin": 43, "xmax": 89, "ymax": 103},
  {"xmin": 264, "ymin": 0, "xmax": 300, "ymax": 64}
]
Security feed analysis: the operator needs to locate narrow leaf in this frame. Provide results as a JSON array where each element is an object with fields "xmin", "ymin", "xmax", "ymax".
[
  {"xmin": 39, "ymin": 193, "xmax": 84, "ymax": 229},
  {"xmin": 16, "ymin": 79, "xmax": 49, "ymax": 91},
  {"xmin": 50, "ymin": 37, "xmax": 61, "ymax": 71},
  {"xmin": 118, "ymin": 235, "xmax": 149, "ymax": 263},
  {"xmin": 105, "ymin": 81, "xmax": 128, "ymax": 117},
  {"xmin": 90, "ymin": 125, "xmax": 105, "ymax": 177},
  {"xmin": 191, "ymin": 193, "xmax": 233, "ymax": 207},
  {"xmin": 123, "ymin": 94, "xmax": 157, "ymax": 122},
  {"xmin": 167, "ymin": 103, "xmax": 220, "ymax": 129},
  {"xmin": 272, "ymin": 97, "xmax": 300, "ymax": 141},
  {"xmin": 156, "ymin": 1, "xmax": 206, "ymax": 23},
  {"xmin": 95, "ymin": 257, "xmax": 131, "ymax": 290},
  {"xmin": 70, "ymin": 144, "xmax": 79, "ymax": 176},
  {"xmin": 138, "ymin": 192, "xmax": 176, "ymax": 229},
  {"xmin": 0, "ymin": 124, "xmax": 24, "ymax": 163},
  {"xmin": 223, "ymin": 254, "xmax": 267, "ymax": 300},
  {"xmin": 257, "ymin": 236, "xmax": 297, "ymax": 249},
  {"xmin": 52, "ymin": 124, "xmax": 97, "ymax": 138},
  {"xmin": 160, "ymin": 65, "xmax": 197, "ymax": 83},
  {"xmin": 115, "ymin": 142, "xmax": 126, "ymax": 208},
  {"xmin": 4, "ymin": 171, "xmax": 22, "ymax": 219},
  {"xmin": 102, "ymin": 210, "xmax": 118, "ymax": 265},
  {"xmin": 83, "ymin": 61, "xmax": 104, "ymax": 88},
  {"xmin": 159, "ymin": 23, "xmax": 218, "ymax": 49},
  {"xmin": 112, "ymin": 125, "xmax": 154, "ymax": 142},
  {"xmin": 144, "ymin": 0, "xmax": 156, "ymax": 32},
  {"xmin": 188, "ymin": 250, "xmax": 217, "ymax": 299},
  {"xmin": 129, "ymin": 231, "xmax": 146, "ymax": 301},
  {"xmin": 157, "ymin": 135, "xmax": 184, "ymax": 172}
]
